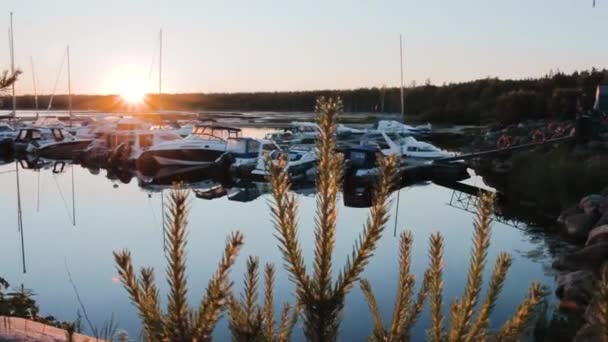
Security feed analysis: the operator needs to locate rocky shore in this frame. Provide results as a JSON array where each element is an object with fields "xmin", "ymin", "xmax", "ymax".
[{"xmin": 551, "ymin": 190, "xmax": 608, "ymax": 341}]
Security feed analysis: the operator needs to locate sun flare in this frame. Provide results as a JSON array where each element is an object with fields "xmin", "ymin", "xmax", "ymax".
[{"xmin": 117, "ymin": 78, "xmax": 147, "ymax": 104}]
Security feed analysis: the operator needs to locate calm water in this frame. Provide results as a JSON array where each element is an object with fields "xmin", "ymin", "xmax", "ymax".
[{"xmin": 0, "ymin": 129, "xmax": 559, "ymax": 341}]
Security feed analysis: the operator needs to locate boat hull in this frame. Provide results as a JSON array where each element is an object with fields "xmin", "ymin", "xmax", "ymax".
[{"xmin": 36, "ymin": 140, "xmax": 93, "ymax": 160}]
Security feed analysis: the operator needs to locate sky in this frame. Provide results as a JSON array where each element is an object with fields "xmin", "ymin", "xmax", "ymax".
[{"xmin": 1, "ymin": 0, "xmax": 607, "ymax": 95}]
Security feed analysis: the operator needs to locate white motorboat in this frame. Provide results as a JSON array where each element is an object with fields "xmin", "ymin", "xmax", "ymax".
[
  {"xmin": 137, "ymin": 124, "xmax": 241, "ymax": 168},
  {"xmin": 359, "ymin": 131, "xmax": 451, "ymax": 160},
  {"xmin": 374, "ymin": 120, "xmax": 432, "ymax": 136},
  {"xmin": 13, "ymin": 126, "xmax": 92, "ymax": 159}
]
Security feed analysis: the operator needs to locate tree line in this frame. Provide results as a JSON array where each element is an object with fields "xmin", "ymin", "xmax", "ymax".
[{"xmin": 2, "ymin": 68, "xmax": 607, "ymax": 125}]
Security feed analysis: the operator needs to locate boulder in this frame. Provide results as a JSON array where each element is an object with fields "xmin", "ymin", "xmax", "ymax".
[
  {"xmin": 555, "ymin": 270, "xmax": 595, "ymax": 304},
  {"xmin": 574, "ymin": 323, "xmax": 602, "ymax": 342},
  {"xmin": 586, "ymin": 225, "xmax": 608, "ymax": 246},
  {"xmin": 579, "ymin": 194, "xmax": 606, "ymax": 215},
  {"xmin": 553, "ymin": 241, "xmax": 608, "ymax": 271},
  {"xmin": 563, "ymin": 213, "xmax": 599, "ymax": 240}
]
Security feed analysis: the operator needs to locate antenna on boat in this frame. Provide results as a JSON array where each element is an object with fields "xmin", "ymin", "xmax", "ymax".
[
  {"xmin": 9, "ymin": 12, "xmax": 17, "ymax": 121},
  {"xmin": 399, "ymin": 34, "xmax": 405, "ymax": 121},
  {"xmin": 394, "ymin": 34, "xmax": 405, "ymax": 237},
  {"xmin": 30, "ymin": 56, "xmax": 39, "ymax": 120},
  {"xmin": 15, "ymin": 161, "xmax": 26, "ymax": 273},
  {"xmin": 67, "ymin": 45, "xmax": 73, "ymax": 127},
  {"xmin": 158, "ymin": 28, "xmax": 163, "ymax": 112},
  {"xmin": 71, "ymin": 164, "xmax": 76, "ymax": 226}
]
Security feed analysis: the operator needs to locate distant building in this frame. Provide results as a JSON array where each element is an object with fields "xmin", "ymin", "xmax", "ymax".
[{"xmin": 594, "ymin": 85, "xmax": 608, "ymax": 113}]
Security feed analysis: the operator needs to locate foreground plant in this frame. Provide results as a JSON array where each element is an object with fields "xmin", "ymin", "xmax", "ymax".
[
  {"xmin": 228, "ymin": 256, "xmax": 300, "ymax": 341},
  {"xmin": 360, "ymin": 193, "xmax": 545, "ymax": 341},
  {"xmin": 268, "ymin": 97, "xmax": 398, "ymax": 341},
  {"xmin": 114, "ymin": 189, "xmax": 244, "ymax": 341}
]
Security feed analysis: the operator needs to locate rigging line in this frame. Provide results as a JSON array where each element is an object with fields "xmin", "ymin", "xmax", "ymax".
[
  {"xmin": 71, "ymin": 164, "xmax": 76, "ymax": 226},
  {"xmin": 64, "ymin": 259, "xmax": 96, "ymax": 335},
  {"xmin": 52, "ymin": 173, "xmax": 74, "ymax": 224},
  {"xmin": 15, "ymin": 161, "xmax": 26, "ymax": 274},
  {"xmin": 147, "ymin": 193, "xmax": 161, "ymax": 234},
  {"xmin": 161, "ymin": 190, "xmax": 166, "ymax": 251},
  {"xmin": 46, "ymin": 49, "xmax": 68, "ymax": 111}
]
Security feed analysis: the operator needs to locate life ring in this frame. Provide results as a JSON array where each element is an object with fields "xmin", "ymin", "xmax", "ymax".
[
  {"xmin": 553, "ymin": 125, "xmax": 566, "ymax": 137},
  {"xmin": 531, "ymin": 129, "xmax": 545, "ymax": 143},
  {"xmin": 497, "ymin": 135, "xmax": 513, "ymax": 149}
]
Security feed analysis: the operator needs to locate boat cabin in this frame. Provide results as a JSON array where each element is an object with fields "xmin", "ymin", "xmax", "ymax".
[
  {"xmin": 189, "ymin": 124, "xmax": 242, "ymax": 141},
  {"xmin": 15, "ymin": 127, "xmax": 70, "ymax": 143}
]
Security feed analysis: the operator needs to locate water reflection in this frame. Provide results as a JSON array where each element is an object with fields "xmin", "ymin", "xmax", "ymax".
[{"xmin": 0, "ymin": 153, "xmax": 568, "ymax": 340}]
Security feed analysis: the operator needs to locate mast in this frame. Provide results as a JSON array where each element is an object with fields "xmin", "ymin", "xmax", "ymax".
[
  {"xmin": 9, "ymin": 12, "xmax": 16, "ymax": 119},
  {"xmin": 67, "ymin": 45, "xmax": 72, "ymax": 126},
  {"xmin": 158, "ymin": 29, "xmax": 162, "ymax": 111},
  {"xmin": 399, "ymin": 34, "xmax": 405, "ymax": 121},
  {"xmin": 30, "ymin": 56, "xmax": 39, "ymax": 119}
]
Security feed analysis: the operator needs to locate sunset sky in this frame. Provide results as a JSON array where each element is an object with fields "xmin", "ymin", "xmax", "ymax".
[{"xmin": 1, "ymin": 0, "xmax": 607, "ymax": 95}]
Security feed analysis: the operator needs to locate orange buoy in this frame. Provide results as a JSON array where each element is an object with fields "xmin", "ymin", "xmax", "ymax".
[
  {"xmin": 497, "ymin": 134, "xmax": 513, "ymax": 149},
  {"xmin": 531, "ymin": 129, "xmax": 546, "ymax": 143}
]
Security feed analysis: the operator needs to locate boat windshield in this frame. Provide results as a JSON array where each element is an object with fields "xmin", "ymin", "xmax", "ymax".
[{"xmin": 190, "ymin": 126, "xmax": 241, "ymax": 141}]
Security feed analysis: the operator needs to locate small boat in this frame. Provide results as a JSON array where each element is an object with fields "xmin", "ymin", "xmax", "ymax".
[
  {"xmin": 137, "ymin": 124, "xmax": 241, "ymax": 169},
  {"xmin": 227, "ymin": 137, "xmax": 282, "ymax": 176},
  {"xmin": 359, "ymin": 131, "xmax": 451, "ymax": 160},
  {"xmin": 374, "ymin": 120, "xmax": 432, "ymax": 137},
  {"xmin": 250, "ymin": 144, "xmax": 318, "ymax": 181},
  {"xmin": 0, "ymin": 123, "xmax": 17, "ymax": 156},
  {"xmin": 13, "ymin": 127, "xmax": 92, "ymax": 159}
]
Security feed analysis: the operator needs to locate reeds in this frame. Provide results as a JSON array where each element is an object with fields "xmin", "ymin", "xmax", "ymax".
[
  {"xmin": 267, "ymin": 97, "xmax": 398, "ymax": 341},
  {"xmin": 359, "ymin": 193, "xmax": 545, "ymax": 341},
  {"xmin": 113, "ymin": 189, "xmax": 244, "ymax": 341}
]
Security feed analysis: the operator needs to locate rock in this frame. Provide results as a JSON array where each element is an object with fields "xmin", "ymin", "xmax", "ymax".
[
  {"xmin": 579, "ymin": 194, "xmax": 606, "ymax": 215},
  {"xmin": 555, "ymin": 270, "xmax": 595, "ymax": 304},
  {"xmin": 563, "ymin": 213, "xmax": 599, "ymax": 240},
  {"xmin": 574, "ymin": 323, "xmax": 602, "ymax": 342},
  {"xmin": 586, "ymin": 225, "xmax": 608, "ymax": 246},
  {"xmin": 553, "ymin": 241, "xmax": 608, "ymax": 271},
  {"xmin": 558, "ymin": 204, "xmax": 584, "ymax": 225},
  {"xmin": 584, "ymin": 304, "xmax": 602, "ymax": 327}
]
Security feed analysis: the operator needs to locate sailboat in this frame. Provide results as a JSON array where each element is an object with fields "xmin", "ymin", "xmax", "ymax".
[{"xmin": 15, "ymin": 46, "xmax": 93, "ymax": 159}]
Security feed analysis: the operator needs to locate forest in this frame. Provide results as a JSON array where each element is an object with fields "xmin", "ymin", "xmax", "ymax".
[{"xmin": 2, "ymin": 68, "xmax": 607, "ymax": 125}]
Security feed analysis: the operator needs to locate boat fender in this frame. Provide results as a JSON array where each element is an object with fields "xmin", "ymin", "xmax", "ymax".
[{"xmin": 531, "ymin": 129, "xmax": 545, "ymax": 143}]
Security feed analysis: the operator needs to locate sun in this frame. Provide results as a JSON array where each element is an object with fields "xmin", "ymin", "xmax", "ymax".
[{"xmin": 117, "ymin": 78, "xmax": 147, "ymax": 104}]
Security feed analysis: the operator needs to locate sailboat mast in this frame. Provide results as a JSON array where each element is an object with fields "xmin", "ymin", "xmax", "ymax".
[
  {"xmin": 399, "ymin": 34, "xmax": 405, "ymax": 120},
  {"xmin": 30, "ymin": 56, "xmax": 39, "ymax": 119},
  {"xmin": 9, "ymin": 12, "xmax": 16, "ymax": 119},
  {"xmin": 158, "ymin": 29, "xmax": 162, "ymax": 111},
  {"xmin": 67, "ymin": 45, "xmax": 72, "ymax": 126}
]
